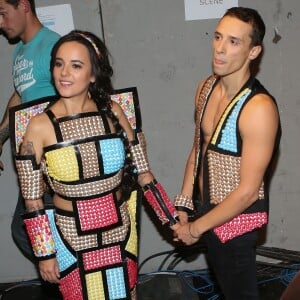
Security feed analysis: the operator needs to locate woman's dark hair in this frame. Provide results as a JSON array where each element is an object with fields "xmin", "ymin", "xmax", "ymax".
[
  {"xmin": 50, "ymin": 30, "xmax": 137, "ymax": 199},
  {"xmin": 50, "ymin": 29, "xmax": 114, "ymax": 108}
]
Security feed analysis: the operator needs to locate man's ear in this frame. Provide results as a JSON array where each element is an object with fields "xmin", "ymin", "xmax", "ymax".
[
  {"xmin": 249, "ymin": 45, "xmax": 262, "ymax": 61},
  {"xmin": 19, "ymin": 0, "xmax": 30, "ymax": 13}
]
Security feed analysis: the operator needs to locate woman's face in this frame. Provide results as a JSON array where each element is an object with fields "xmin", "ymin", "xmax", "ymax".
[{"xmin": 52, "ymin": 41, "xmax": 95, "ymax": 99}]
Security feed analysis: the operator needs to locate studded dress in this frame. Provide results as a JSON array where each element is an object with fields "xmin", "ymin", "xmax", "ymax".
[{"xmin": 41, "ymin": 108, "xmax": 139, "ymax": 300}]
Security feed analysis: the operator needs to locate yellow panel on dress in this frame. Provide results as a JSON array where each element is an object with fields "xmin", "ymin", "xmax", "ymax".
[
  {"xmin": 45, "ymin": 146, "xmax": 79, "ymax": 182},
  {"xmin": 125, "ymin": 190, "xmax": 138, "ymax": 257},
  {"xmin": 86, "ymin": 271, "xmax": 105, "ymax": 300}
]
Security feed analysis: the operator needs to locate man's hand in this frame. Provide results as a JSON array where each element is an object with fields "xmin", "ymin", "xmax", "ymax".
[{"xmin": 172, "ymin": 222, "xmax": 201, "ymax": 245}]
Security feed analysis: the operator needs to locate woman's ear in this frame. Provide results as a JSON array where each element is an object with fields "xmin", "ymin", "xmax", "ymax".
[{"xmin": 90, "ymin": 75, "xmax": 96, "ymax": 84}]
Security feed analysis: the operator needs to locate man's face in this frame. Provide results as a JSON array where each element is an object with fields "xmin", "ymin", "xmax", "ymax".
[
  {"xmin": 0, "ymin": 0, "xmax": 26, "ymax": 40},
  {"xmin": 212, "ymin": 15, "xmax": 260, "ymax": 78}
]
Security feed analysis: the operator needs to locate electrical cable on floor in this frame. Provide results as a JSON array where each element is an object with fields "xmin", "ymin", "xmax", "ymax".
[
  {"xmin": 138, "ymin": 246, "xmax": 300, "ymax": 299},
  {"xmin": 0, "ymin": 279, "xmax": 41, "ymax": 300},
  {"xmin": 279, "ymin": 264, "xmax": 300, "ymax": 286}
]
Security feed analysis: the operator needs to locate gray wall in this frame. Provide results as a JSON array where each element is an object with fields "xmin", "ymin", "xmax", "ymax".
[{"xmin": 0, "ymin": 0, "xmax": 299, "ymax": 282}]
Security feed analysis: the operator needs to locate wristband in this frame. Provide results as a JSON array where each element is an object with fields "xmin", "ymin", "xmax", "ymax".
[
  {"xmin": 23, "ymin": 209, "xmax": 56, "ymax": 260},
  {"xmin": 143, "ymin": 179, "xmax": 178, "ymax": 226},
  {"xmin": 174, "ymin": 194, "xmax": 194, "ymax": 212}
]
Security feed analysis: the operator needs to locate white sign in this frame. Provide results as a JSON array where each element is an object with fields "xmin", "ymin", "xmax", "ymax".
[
  {"xmin": 37, "ymin": 4, "xmax": 74, "ymax": 36},
  {"xmin": 184, "ymin": 0, "xmax": 238, "ymax": 21}
]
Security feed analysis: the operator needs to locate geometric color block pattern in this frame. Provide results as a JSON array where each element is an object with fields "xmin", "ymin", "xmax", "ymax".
[
  {"xmin": 102, "ymin": 202, "xmax": 130, "ymax": 245},
  {"xmin": 76, "ymin": 194, "xmax": 119, "ymax": 232},
  {"xmin": 44, "ymin": 146, "xmax": 79, "ymax": 182},
  {"xmin": 100, "ymin": 138, "xmax": 125, "ymax": 175},
  {"xmin": 106, "ymin": 267, "xmax": 127, "ymax": 299},
  {"xmin": 111, "ymin": 91, "xmax": 137, "ymax": 130},
  {"xmin": 55, "ymin": 212, "xmax": 98, "ymax": 252},
  {"xmin": 13, "ymin": 100, "xmax": 50, "ymax": 153},
  {"xmin": 85, "ymin": 271, "xmax": 105, "ymax": 300},
  {"xmin": 59, "ymin": 268, "xmax": 83, "ymax": 300},
  {"xmin": 125, "ymin": 191, "xmax": 139, "ymax": 257},
  {"xmin": 127, "ymin": 258, "xmax": 138, "ymax": 289},
  {"xmin": 83, "ymin": 245, "xmax": 122, "ymax": 271},
  {"xmin": 46, "ymin": 209, "xmax": 77, "ymax": 272}
]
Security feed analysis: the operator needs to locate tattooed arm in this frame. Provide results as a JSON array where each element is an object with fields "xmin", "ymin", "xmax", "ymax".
[
  {"xmin": 19, "ymin": 139, "xmax": 45, "ymax": 212},
  {"xmin": 0, "ymin": 92, "xmax": 21, "ymax": 172},
  {"xmin": 0, "ymin": 125, "xmax": 9, "ymax": 172}
]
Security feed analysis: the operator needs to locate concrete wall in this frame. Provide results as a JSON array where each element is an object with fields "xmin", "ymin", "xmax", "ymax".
[{"xmin": 0, "ymin": 0, "xmax": 299, "ymax": 282}]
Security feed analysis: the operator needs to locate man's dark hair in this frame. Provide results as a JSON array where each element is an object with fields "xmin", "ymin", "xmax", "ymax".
[
  {"xmin": 224, "ymin": 7, "xmax": 265, "ymax": 47},
  {"xmin": 5, "ymin": 0, "xmax": 36, "ymax": 15}
]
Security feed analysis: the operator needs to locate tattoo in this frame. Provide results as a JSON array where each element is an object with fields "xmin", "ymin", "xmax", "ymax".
[
  {"xmin": 138, "ymin": 173, "xmax": 148, "ymax": 186},
  {"xmin": 0, "ymin": 125, "xmax": 9, "ymax": 144},
  {"xmin": 26, "ymin": 202, "xmax": 42, "ymax": 213},
  {"xmin": 20, "ymin": 141, "xmax": 35, "ymax": 155}
]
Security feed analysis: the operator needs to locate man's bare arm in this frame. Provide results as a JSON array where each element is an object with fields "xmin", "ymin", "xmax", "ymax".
[
  {"xmin": 0, "ymin": 91, "xmax": 21, "ymax": 129},
  {"xmin": 0, "ymin": 91, "xmax": 21, "ymax": 172}
]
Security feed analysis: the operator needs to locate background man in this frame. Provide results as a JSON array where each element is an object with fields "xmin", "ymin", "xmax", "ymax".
[{"xmin": 0, "ymin": 0, "xmax": 59, "ymax": 261}]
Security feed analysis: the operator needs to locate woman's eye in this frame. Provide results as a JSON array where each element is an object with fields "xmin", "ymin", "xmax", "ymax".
[
  {"xmin": 54, "ymin": 61, "xmax": 62, "ymax": 67},
  {"xmin": 73, "ymin": 64, "xmax": 82, "ymax": 69}
]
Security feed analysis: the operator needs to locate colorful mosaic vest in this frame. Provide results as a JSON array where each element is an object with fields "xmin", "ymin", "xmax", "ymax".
[{"xmin": 195, "ymin": 76, "xmax": 280, "ymax": 242}]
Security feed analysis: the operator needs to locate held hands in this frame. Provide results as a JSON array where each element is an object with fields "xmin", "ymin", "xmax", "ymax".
[
  {"xmin": 172, "ymin": 211, "xmax": 201, "ymax": 245},
  {"xmin": 39, "ymin": 258, "xmax": 60, "ymax": 284}
]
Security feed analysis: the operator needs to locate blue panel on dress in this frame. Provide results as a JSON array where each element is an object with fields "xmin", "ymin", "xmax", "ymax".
[
  {"xmin": 218, "ymin": 90, "xmax": 251, "ymax": 152},
  {"xmin": 100, "ymin": 138, "xmax": 125, "ymax": 174},
  {"xmin": 106, "ymin": 267, "xmax": 126, "ymax": 299},
  {"xmin": 46, "ymin": 209, "xmax": 77, "ymax": 272}
]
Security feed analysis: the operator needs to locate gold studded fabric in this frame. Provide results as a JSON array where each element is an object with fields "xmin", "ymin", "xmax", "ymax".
[
  {"xmin": 15, "ymin": 156, "xmax": 45, "ymax": 200},
  {"xmin": 78, "ymin": 142, "xmax": 100, "ymax": 178},
  {"xmin": 130, "ymin": 132, "xmax": 150, "ymax": 174},
  {"xmin": 51, "ymin": 169, "xmax": 122, "ymax": 198},
  {"xmin": 174, "ymin": 194, "xmax": 194, "ymax": 211},
  {"xmin": 55, "ymin": 212, "xmax": 98, "ymax": 251},
  {"xmin": 59, "ymin": 115, "xmax": 106, "ymax": 141},
  {"xmin": 102, "ymin": 202, "xmax": 130, "ymax": 245},
  {"xmin": 194, "ymin": 75, "xmax": 217, "ymax": 179},
  {"xmin": 207, "ymin": 150, "xmax": 264, "ymax": 204}
]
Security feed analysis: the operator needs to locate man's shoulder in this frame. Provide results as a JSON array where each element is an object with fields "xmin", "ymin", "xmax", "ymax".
[
  {"xmin": 40, "ymin": 27, "xmax": 61, "ymax": 42},
  {"xmin": 251, "ymin": 77, "xmax": 276, "ymax": 102}
]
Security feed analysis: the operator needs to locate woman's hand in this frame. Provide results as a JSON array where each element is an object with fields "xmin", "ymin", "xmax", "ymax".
[
  {"xmin": 39, "ymin": 258, "xmax": 60, "ymax": 284},
  {"xmin": 176, "ymin": 210, "xmax": 189, "ymax": 225}
]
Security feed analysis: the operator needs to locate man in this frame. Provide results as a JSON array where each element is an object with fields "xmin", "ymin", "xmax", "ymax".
[
  {"xmin": 0, "ymin": 0, "xmax": 59, "ymax": 261},
  {"xmin": 172, "ymin": 7, "xmax": 281, "ymax": 299}
]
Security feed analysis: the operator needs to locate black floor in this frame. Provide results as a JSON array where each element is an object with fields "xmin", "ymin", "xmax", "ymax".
[
  {"xmin": 0, "ymin": 275, "xmax": 288, "ymax": 300},
  {"xmin": 0, "ymin": 246, "xmax": 298, "ymax": 299},
  {"xmin": 0, "ymin": 281, "xmax": 62, "ymax": 300}
]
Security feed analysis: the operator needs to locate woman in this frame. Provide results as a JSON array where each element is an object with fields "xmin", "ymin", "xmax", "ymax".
[{"xmin": 15, "ymin": 30, "xmax": 176, "ymax": 300}]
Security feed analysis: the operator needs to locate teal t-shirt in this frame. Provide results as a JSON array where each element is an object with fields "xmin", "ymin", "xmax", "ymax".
[{"xmin": 12, "ymin": 27, "xmax": 60, "ymax": 103}]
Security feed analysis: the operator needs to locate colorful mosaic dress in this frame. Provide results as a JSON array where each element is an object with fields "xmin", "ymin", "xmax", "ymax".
[
  {"xmin": 14, "ymin": 88, "xmax": 177, "ymax": 299},
  {"xmin": 38, "ymin": 107, "xmax": 140, "ymax": 300},
  {"xmin": 196, "ymin": 76, "xmax": 281, "ymax": 242}
]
